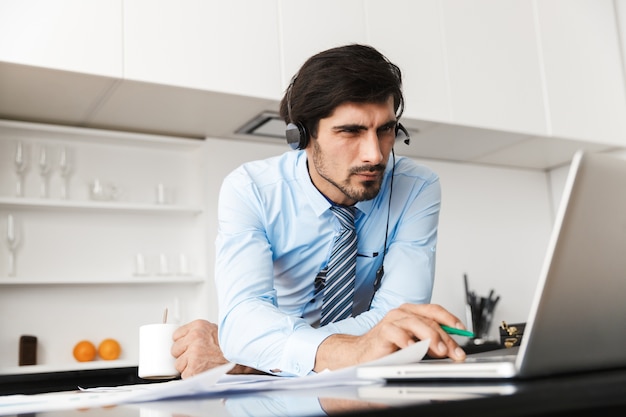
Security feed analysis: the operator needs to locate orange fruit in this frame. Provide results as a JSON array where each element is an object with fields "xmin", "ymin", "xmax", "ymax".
[
  {"xmin": 73, "ymin": 340, "xmax": 97, "ymax": 362},
  {"xmin": 98, "ymin": 338, "xmax": 121, "ymax": 360}
]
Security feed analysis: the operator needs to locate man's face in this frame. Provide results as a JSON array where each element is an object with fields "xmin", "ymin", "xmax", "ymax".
[{"xmin": 306, "ymin": 97, "xmax": 397, "ymax": 206}]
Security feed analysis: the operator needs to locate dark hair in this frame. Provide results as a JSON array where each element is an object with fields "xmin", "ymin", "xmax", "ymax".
[{"xmin": 279, "ymin": 44, "xmax": 404, "ymax": 139}]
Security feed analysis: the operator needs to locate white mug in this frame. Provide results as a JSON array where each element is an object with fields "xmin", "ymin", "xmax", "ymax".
[{"xmin": 138, "ymin": 323, "xmax": 180, "ymax": 379}]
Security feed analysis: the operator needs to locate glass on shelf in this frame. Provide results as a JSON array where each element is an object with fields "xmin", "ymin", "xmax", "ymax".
[
  {"xmin": 89, "ymin": 179, "xmax": 118, "ymax": 201},
  {"xmin": 131, "ymin": 253, "xmax": 193, "ymax": 277},
  {"xmin": 133, "ymin": 253, "xmax": 148, "ymax": 276},
  {"xmin": 6, "ymin": 214, "xmax": 22, "ymax": 277},
  {"xmin": 38, "ymin": 145, "xmax": 53, "ymax": 198},
  {"xmin": 178, "ymin": 253, "xmax": 190, "ymax": 275},
  {"xmin": 13, "ymin": 141, "xmax": 30, "ymax": 197},
  {"xmin": 156, "ymin": 183, "xmax": 166, "ymax": 205},
  {"xmin": 158, "ymin": 253, "xmax": 170, "ymax": 276},
  {"xmin": 59, "ymin": 146, "xmax": 74, "ymax": 200}
]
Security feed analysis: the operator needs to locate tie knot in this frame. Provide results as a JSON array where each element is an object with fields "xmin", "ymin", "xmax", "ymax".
[{"xmin": 330, "ymin": 205, "xmax": 355, "ymax": 231}]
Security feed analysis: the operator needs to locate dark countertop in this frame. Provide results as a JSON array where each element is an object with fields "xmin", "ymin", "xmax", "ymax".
[{"xmin": 3, "ymin": 364, "xmax": 626, "ymax": 416}]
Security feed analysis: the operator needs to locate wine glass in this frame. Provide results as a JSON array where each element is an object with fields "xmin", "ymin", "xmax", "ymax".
[
  {"xmin": 6, "ymin": 214, "xmax": 21, "ymax": 277},
  {"xmin": 59, "ymin": 146, "xmax": 74, "ymax": 199},
  {"xmin": 38, "ymin": 145, "xmax": 53, "ymax": 198},
  {"xmin": 13, "ymin": 141, "xmax": 29, "ymax": 197}
]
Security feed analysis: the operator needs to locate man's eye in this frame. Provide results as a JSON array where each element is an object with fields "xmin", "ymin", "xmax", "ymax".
[{"xmin": 378, "ymin": 125, "xmax": 396, "ymax": 137}]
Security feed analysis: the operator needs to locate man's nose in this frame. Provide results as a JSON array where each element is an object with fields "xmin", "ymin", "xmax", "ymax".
[{"xmin": 360, "ymin": 131, "xmax": 384, "ymax": 165}]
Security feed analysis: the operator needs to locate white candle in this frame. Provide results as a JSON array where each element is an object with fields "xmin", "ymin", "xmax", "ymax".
[
  {"xmin": 159, "ymin": 253, "xmax": 169, "ymax": 275},
  {"xmin": 134, "ymin": 253, "xmax": 146, "ymax": 276},
  {"xmin": 179, "ymin": 253, "xmax": 189, "ymax": 275},
  {"xmin": 156, "ymin": 184, "xmax": 166, "ymax": 204}
]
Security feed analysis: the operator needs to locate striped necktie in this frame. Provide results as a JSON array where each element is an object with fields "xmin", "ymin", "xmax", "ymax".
[{"xmin": 320, "ymin": 205, "xmax": 357, "ymax": 326}]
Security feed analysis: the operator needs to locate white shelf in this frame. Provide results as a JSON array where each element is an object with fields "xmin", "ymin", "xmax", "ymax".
[
  {"xmin": 0, "ymin": 360, "xmax": 138, "ymax": 376},
  {"xmin": 0, "ymin": 275, "xmax": 205, "ymax": 285},
  {"xmin": 0, "ymin": 196, "xmax": 203, "ymax": 215},
  {"xmin": 0, "ymin": 119, "xmax": 205, "ymax": 150}
]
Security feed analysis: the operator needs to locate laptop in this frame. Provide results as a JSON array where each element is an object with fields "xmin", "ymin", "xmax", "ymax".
[{"xmin": 358, "ymin": 150, "xmax": 626, "ymax": 380}]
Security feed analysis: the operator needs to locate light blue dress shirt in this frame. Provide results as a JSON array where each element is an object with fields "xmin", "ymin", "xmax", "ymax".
[{"xmin": 215, "ymin": 150, "xmax": 440, "ymax": 377}]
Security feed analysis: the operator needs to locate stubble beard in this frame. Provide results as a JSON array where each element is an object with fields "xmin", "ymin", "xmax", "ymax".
[{"xmin": 311, "ymin": 140, "xmax": 385, "ymax": 202}]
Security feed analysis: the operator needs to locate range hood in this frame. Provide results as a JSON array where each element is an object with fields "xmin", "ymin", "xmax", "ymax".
[{"xmin": 235, "ymin": 111, "xmax": 286, "ymax": 139}]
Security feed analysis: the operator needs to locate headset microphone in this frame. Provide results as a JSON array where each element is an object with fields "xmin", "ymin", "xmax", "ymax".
[{"xmin": 395, "ymin": 123, "xmax": 411, "ymax": 146}]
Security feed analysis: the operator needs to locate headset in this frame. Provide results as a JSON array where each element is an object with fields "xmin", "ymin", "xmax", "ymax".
[
  {"xmin": 285, "ymin": 78, "xmax": 411, "ymax": 150},
  {"xmin": 286, "ymin": 120, "xmax": 410, "ymax": 150}
]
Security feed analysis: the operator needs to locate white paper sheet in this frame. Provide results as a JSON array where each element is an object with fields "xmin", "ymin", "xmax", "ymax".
[{"xmin": 0, "ymin": 340, "xmax": 430, "ymax": 415}]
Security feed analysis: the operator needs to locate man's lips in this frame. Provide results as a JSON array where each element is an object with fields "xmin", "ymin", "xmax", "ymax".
[{"xmin": 354, "ymin": 171, "xmax": 382, "ymax": 181}]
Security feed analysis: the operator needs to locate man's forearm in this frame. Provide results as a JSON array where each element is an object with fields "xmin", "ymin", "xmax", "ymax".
[{"xmin": 314, "ymin": 333, "xmax": 363, "ymax": 372}]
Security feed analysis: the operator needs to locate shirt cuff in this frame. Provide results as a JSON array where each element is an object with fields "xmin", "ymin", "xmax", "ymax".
[{"xmin": 279, "ymin": 325, "xmax": 333, "ymax": 377}]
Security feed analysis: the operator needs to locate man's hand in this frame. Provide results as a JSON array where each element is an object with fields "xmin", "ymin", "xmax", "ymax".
[
  {"xmin": 314, "ymin": 303, "xmax": 467, "ymax": 372},
  {"xmin": 172, "ymin": 319, "xmax": 229, "ymax": 379}
]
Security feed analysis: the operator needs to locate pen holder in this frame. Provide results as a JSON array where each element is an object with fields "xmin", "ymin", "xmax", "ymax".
[
  {"xmin": 500, "ymin": 321, "xmax": 526, "ymax": 348},
  {"xmin": 463, "ymin": 276, "xmax": 500, "ymax": 343}
]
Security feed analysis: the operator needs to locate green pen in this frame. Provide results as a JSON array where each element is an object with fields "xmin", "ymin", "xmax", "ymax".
[{"xmin": 440, "ymin": 324, "xmax": 475, "ymax": 338}]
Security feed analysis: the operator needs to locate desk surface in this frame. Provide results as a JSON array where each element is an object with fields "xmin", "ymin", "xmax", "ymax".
[{"xmin": 3, "ymin": 366, "xmax": 626, "ymax": 417}]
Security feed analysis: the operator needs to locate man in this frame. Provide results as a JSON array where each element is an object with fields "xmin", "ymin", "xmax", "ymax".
[{"xmin": 173, "ymin": 44, "xmax": 468, "ymax": 379}]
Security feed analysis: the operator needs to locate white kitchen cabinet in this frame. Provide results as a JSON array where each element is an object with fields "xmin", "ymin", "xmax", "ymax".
[
  {"xmin": 279, "ymin": 0, "xmax": 369, "ymax": 89},
  {"xmin": 123, "ymin": 0, "xmax": 282, "ymax": 100},
  {"xmin": 0, "ymin": 120, "xmax": 211, "ymax": 369},
  {"xmin": 440, "ymin": 0, "xmax": 548, "ymax": 136},
  {"xmin": 535, "ymin": 0, "xmax": 626, "ymax": 147},
  {"xmin": 365, "ymin": 0, "xmax": 452, "ymax": 124},
  {"xmin": 619, "ymin": 0, "xmax": 626, "ymax": 80},
  {"xmin": 0, "ymin": 1, "xmax": 624, "ymax": 175},
  {"xmin": 0, "ymin": 0, "xmax": 123, "ymax": 78}
]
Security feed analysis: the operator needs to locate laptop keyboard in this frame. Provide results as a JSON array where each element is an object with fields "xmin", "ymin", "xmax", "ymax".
[{"xmin": 464, "ymin": 354, "xmax": 517, "ymax": 363}]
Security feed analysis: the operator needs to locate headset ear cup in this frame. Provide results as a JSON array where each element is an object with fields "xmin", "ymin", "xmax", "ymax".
[{"xmin": 286, "ymin": 122, "xmax": 308, "ymax": 150}]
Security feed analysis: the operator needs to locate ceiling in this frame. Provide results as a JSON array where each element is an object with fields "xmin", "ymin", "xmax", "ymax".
[{"xmin": 0, "ymin": 61, "xmax": 617, "ymax": 171}]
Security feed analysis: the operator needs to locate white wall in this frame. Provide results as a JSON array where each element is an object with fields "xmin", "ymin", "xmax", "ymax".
[{"xmin": 429, "ymin": 160, "xmax": 552, "ymax": 339}]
